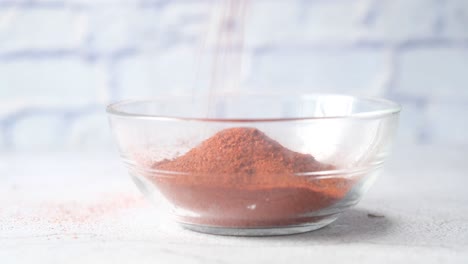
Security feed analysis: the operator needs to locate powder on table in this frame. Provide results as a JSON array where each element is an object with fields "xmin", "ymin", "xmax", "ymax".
[{"xmin": 148, "ymin": 127, "xmax": 353, "ymax": 227}]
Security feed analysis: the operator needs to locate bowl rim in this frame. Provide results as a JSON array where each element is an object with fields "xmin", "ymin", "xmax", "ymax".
[{"xmin": 106, "ymin": 93, "xmax": 402, "ymax": 122}]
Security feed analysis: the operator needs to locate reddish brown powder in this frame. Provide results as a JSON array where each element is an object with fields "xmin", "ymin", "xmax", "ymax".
[
  {"xmin": 2, "ymin": 194, "xmax": 145, "ymax": 237},
  {"xmin": 149, "ymin": 127, "xmax": 353, "ymax": 227}
]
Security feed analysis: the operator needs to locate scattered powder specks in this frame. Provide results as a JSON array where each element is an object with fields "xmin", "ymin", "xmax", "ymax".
[
  {"xmin": 44, "ymin": 195, "xmax": 146, "ymax": 224},
  {"xmin": 0, "ymin": 193, "xmax": 148, "ymax": 237}
]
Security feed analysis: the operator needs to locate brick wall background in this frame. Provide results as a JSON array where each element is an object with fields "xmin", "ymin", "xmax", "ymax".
[{"xmin": 0, "ymin": 0, "xmax": 467, "ymax": 152}]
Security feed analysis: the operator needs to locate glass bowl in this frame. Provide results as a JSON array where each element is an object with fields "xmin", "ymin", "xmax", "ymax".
[{"xmin": 107, "ymin": 94, "xmax": 401, "ymax": 236}]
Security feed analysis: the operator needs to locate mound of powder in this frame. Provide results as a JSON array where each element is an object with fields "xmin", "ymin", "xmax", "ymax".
[{"xmin": 148, "ymin": 127, "xmax": 353, "ymax": 227}]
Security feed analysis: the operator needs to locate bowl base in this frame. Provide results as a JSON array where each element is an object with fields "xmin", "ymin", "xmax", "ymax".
[{"xmin": 178, "ymin": 216, "xmax": 338, "ymax": 236}]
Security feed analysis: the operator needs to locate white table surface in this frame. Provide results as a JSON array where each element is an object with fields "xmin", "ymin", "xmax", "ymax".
[{"xmin": 1, "ymin": 146, "xmax": 467, "ymax": 263}]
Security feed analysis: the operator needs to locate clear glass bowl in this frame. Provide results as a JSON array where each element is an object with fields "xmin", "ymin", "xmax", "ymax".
[{"xmin": 107, "ymin": 94, "xmax": 401, "ymax": 236}]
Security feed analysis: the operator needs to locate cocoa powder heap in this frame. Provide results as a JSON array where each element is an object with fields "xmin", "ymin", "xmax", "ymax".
[{"xmin": 149, "ymin": 127, "xmax": 353, "ymax": 227}]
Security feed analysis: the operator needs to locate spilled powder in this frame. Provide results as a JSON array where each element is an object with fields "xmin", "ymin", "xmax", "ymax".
[
  {"xmin": 1, "ymin": 194, "xmax": 146, "ymax": 236},
  {"xmin": 43, "ymin": 195, "xmax": 145, "ymax": 224}
]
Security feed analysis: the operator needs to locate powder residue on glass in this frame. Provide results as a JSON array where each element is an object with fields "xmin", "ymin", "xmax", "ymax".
[{"xmin": 148, "ymin": 127, "xmax": 354, "ymax": 227}]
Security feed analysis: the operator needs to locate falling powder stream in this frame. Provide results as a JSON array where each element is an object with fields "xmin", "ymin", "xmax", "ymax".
[{"xmin": 192, "ymin": 0, "xmax": 249, "ymax": 117}]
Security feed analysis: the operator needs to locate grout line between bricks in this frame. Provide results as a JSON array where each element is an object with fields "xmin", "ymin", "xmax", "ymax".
[{"xmin": 0, "ymin": 1, "xmax": 87, "ymax": 11}]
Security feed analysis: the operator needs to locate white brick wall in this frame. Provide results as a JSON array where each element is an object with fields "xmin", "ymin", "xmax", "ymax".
[
  {"xmin": 0, "ymin": 7, "xmax": 87, "ymax": 52},
  {"xmin": 426, "ymin": 102, "xmax": 468, "ymax": 145},
  {"xmin": 0, "ymin": 0, "xmax": 467, "ymax": 152},
  {"xmin": 244, "ymin": 0, "xmax": 367, "ymax": 46},
  {"xmin": 444, "ymin": 0, "xmax": 468, "ymax": 39},
  {"xmin": 364, "ymin": 0, "xmax": 441, "ymax": 42},
  {"xmin": 396, "ymin": 48, "xmax": 468, "ymax": 99},
  {"xmin": 116, "ymin": 45, "xmax": 202, "ymax": 98},
  {"xmin": 0, "ymin": 59, "xmax": 107, "ymax": 106},
  {"xmin": 0, "ymin": 127, "xmax": 4, "ymax": 150},
  {"xmin": 245, "ymin": 49, "xmax": 387, "ymax": 95}
]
